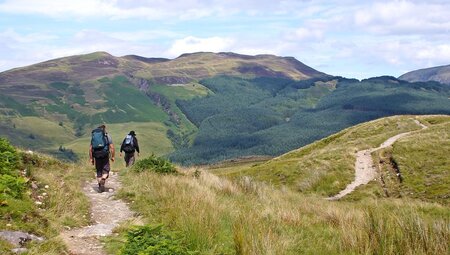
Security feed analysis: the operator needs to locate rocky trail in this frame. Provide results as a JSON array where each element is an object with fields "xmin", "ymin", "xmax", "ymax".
[
  {"xmin": 60, "ymin": 171, "xmax": 139, "ymax": 255},
  {"xmin": 327, "ymin": 119, "xmax": 428, "ymax": 200}
]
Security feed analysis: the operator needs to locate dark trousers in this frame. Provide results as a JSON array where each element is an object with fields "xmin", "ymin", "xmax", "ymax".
[
  {"xmin": 94, "ymin": 157, "xmax": 110, "ymax": 177},
  {"xmin": 124, "ymin": 152, "xmax": 135, "ymax": 167}
]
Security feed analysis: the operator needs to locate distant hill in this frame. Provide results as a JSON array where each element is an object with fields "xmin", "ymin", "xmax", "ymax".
[
  {"xmin": 399, "ymin": 64, "xmax": 450, "ymax": 85},
  {"xmin": 170, "ymin": 76, "xmax": 450, "ymax": 164}
]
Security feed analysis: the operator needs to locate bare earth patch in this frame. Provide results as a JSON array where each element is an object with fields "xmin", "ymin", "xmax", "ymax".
[
  {"xmin": 327, "ymin": 119, "xmax": 428, "ymax": 200},
  {"xmin": 60, "ymin": 172, "xmax": 137, "ymax": 255}
]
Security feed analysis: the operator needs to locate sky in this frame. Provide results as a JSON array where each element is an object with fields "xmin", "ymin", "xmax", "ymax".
[{"xmin": 0, "ymin": 0, "xmax": 449, "ymax": 79}]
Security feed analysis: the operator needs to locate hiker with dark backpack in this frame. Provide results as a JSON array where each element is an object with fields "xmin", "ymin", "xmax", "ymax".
[
  {"xmin": 89, "ymin": 125, "xmax": 115, "ymax": 192},
  {"xmin": 119, "ymin": 130, "xmax": 140, "ymax": 167}
]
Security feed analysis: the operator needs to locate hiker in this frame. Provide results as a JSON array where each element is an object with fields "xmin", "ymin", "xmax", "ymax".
[
  {"xmin": 89, "ymin": 124, "xmax": 115, "ymax": 192},
  {"xmin": 119, "ymin": 130, "xmax": 140, "ymax": 167}
]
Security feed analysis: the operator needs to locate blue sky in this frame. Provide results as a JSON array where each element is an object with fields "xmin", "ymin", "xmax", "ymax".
[{"xmin": 0, "ymin": 0, "xmax": 449, "ymax": 79}]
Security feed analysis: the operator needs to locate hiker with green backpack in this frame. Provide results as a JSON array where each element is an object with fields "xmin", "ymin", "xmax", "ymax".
[
  {"xmin": 89, "ymin": 124, "xmax": 115, "ymax": 192},
  {"xmin": 119, "ymin": 130, "xmax": 140, "ymax": 167}
]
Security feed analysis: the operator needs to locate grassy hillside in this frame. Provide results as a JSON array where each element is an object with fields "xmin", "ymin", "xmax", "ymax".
[
  {"xmin": 170, "ymin": 76, "xmax": 450, "ymax": 165},
  {"xmin": 106, "ymin": 164, "xmax": 449, "ymax": 255},
  {"xmin": 210, "ymin": 115, "xmax": 450, "ymax": 204}
]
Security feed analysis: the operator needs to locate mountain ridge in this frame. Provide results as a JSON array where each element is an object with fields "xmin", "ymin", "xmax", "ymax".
[
  {"xmin": 399, "ymin": 64, "xmax": 450, "ymax": 85},
  {"xmin": 0, "ymin": 51, "xmax": 328, "ymax": 85}
]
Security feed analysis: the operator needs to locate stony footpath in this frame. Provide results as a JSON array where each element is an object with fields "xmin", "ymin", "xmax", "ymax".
[
  {"xmin": 327, "ymin": 119, "xmax": 428, "ymax": 200},
  {"xmin": 60, "ymin": 171, "xmax": 138, "ymax": 255}
]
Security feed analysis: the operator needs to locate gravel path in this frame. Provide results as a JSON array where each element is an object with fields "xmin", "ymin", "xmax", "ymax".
[
  {"xmin": 327, "ymin": 119, "xmax": 428, "ymax": 200},
  {"xmin": 60, "ymin": 171, "xmax": 137, "ymax": 255}
]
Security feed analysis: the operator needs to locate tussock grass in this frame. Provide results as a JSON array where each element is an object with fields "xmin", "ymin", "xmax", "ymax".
[{"xmin": 113, "ymin": 167, "xmax": 449, "ymax": 254}]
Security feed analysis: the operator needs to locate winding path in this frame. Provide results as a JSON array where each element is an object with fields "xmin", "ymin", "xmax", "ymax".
[
  {"xmin": 60, "ymin": 172, "xmax": 138, "ymax": 255},
  {"xmin": 327, "ymin": 119, "xmax": 428, "ymax": 200}
]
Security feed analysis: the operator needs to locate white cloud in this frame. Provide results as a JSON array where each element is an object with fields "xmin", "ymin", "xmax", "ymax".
[
  {"xmin": 353, "ymin": 1, "xmax": 450, "ymax": 35},
  {"xmin": 0, "ymin": 0, "xmax": 261, "ymax": 20},
  {"xmin": 167, "ymin": 36, "xmax": 235, "ymax": 57},
  {"xmin": 290, "ymin": 27, "xmax": 324, "ymax": 42},
  {"xmin": 0, "ymin": 29, "xmax": 58, "ymax": 44}
]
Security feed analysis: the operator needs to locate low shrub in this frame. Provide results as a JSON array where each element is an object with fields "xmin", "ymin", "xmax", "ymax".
[
  {"xmin": 132, "ymin": 154, "xmax": 177, "ymax": 174},
  {"xmin": 0, "ymin": 138, "xmax": 25, "ymax": 201},
  {"xmin": 121, "ymin": 225, "xmax": 197, "ymax": 255},
  {"xmin": 0, "ymin": 138, "xmax": 19, "ymax": 175},
  {"xmin": 0, "ymin": 174, "xmax": 27, "ymax": 199}
]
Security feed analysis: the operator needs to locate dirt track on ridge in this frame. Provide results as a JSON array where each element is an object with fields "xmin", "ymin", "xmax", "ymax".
[
  {"xmin": 60, "ymin": 171, "xmax": 139, "ymax": 255},
  {"xmin": 327, "ymin": 119, "xmax": 428, "ymax": 200}
]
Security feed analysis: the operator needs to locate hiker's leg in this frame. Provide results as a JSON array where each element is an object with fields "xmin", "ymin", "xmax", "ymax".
[
  {"xmin": 102, "ymin": 159, "xmax": 110, "ymax": 179},
  {"xmin": 95, "ymin": 158, "xmax": 103, "ymax": 183},
  {"xmin": 94, "ymin": 157, "xmax": 109, "ymax": 192},
  {"xmin": 124, "ymin": 153, "xmax": 130, "ymax": 167},
  {"xmin": 129, "ymin": 153, "xmax": 135, "ymax": 166},
  {"xmin": 125, "ymin": 153, "xmax": 134, "ymax": 167}
]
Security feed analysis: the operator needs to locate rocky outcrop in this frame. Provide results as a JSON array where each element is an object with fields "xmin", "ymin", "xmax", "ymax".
[{"xmin": 0, "ymin": 231, "xmax": 44, "ymax": 254}]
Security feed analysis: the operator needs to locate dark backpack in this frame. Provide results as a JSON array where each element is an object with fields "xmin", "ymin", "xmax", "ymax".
[
  {"xmin": 91, "ymin": 128, "xmax": 109, "ymax": 158},
  {"xmin": 122, "ymin": 135, "xmax": 135, "ymax": 153}
]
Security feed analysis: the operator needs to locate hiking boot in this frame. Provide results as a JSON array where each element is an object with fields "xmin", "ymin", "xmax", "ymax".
[{"xmin": 99, "ymin": 178, "xmax": 106, "ymax": 192}]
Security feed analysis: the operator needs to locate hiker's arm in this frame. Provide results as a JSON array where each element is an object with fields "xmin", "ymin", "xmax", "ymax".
[
  {"xmin": 89, "ymin": 145, "xmax": 94, "ymax": 165},
  {"xmin": 135, "ymin": 137, "xmax": 140, "ymax": 154},
  {"xmin": 110, "ymin": 144, "xmax": 115, "ymax": 162},
  {"xmin": 120, "ymin": 139, "xmax": 125, "ymax": 153}
]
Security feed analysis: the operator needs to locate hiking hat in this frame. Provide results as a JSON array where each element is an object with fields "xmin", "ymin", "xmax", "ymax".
[{"xmin": 129, "ymin": 130, "xmax": 136, "ymax": 136}]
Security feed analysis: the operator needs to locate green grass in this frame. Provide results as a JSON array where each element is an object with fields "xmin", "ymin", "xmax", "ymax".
[
  {"xmin": 11, "ymin": 117, "xmax": 76, "ymax": 144},
  {"xmin": 151, "ymin": 83, "xmax": 210, "ymax": 101},
  {"xmin": 96, "ymin": 76, "xmax": 169, "ymax": 123},
  {"xmin": 390, "ymin": 117, "xmax": 450, "ymax": 204}
]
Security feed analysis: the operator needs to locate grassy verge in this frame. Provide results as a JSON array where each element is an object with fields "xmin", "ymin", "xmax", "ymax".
[{"xmin": 0, "ymin": 138, "xmax": 92, "ymax": 254}]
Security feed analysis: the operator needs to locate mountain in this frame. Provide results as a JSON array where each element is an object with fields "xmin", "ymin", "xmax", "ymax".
[
  {"xmin": 399, "ymin": 64, "xmax": 450, "ymax": 85},
  {"xmin": 0, "ymin": 52, "xmax": 450, "ymax": 164},
  {"xmin": 0, "ymin": 51, "xmax": 327, "ymax": 159}
]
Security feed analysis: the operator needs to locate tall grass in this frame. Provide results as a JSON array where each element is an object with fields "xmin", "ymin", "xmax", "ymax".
[
  {"xmin": 114, "ymin": 167, "xmax": 449, "ymax": 255},
  {"xmin": 339, "ymin": 205, "xmax": 449, "ymax": 255}
]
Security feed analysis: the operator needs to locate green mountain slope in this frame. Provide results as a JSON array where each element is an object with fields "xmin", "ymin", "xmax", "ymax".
[
  {"xmin": 213, "ymin": 115, "xmax": 449, "ymax": 204},
  {"xmin": 170, "ymin": 76, "xmax": 450, "ymax": 164},
  {"xmin": 399, "ymin": 64, "xmax": 450, "ymax": 85}
]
